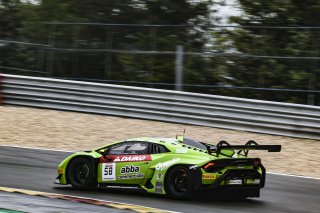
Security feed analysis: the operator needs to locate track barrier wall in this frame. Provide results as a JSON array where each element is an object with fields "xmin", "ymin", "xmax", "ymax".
[
  {"xmin": 1, "ymin": 74, "xmax": 320, "ymax": 140},
  {"xmin": 0, "ymin": 74, "xmax": 4, "ymax": 106}
]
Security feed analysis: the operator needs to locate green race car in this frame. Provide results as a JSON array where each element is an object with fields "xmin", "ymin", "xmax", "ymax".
[{"xmin": 55, "ymin": 136, "xmax": 281, "ymax": 199}]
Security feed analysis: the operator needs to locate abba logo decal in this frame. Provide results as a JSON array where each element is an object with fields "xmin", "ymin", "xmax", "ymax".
[
  {"xmin": 118, "ymin": 165, "xmax": 144, "ymax": 180},
  {"xmin": 120, "ymin": 165, "xmax": 140, "ymax": 174},
  {"xmin": 113, "ymin": 155, "xmax": 151, "ymax": 162}
]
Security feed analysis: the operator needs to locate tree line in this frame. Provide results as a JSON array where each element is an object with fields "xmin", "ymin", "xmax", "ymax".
[{"xmin": 1, "ymin": 0, "xmax": 319, "ymax": 105}]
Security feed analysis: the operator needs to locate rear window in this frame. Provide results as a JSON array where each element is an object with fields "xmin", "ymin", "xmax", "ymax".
[{"xmin": 183, "ymin": 138, "xmax": 207, "ymax": 150}]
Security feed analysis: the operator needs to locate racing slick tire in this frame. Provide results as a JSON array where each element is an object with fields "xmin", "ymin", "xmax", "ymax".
[
  {"xmin": 67, "ymin": 157, "xmax": 97, "ymax": 190},
  {"xmin": 165, "ymin": 165, "xmax": 193, "ymax": 199}
]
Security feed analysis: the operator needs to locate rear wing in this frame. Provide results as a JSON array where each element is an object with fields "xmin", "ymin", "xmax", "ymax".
[{"xmin": 206, "ymin": 140, "xmax": 281, "ymax": 157}]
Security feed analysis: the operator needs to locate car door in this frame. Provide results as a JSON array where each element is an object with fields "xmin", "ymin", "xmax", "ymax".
[{"xmin": 100, "ymin": 141, "xmax": 151, "ymax": 184}]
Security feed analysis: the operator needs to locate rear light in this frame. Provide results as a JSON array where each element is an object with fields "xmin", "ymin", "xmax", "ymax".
[
  {"xmin": 204, "ymin": 162, "xmax": 215, "ymax": 169},
  {"xmin": 254, "ymin": 159, "xmax": 261, "ymax": 165}
]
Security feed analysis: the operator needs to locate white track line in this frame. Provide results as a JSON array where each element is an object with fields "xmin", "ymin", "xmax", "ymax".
[
  {"xmin": 267, "ymin": 172, "xmax": 320, "ymax": 180},
  {"xmin": 0, "ymin": 144, "xmax": 319, "ymax": 180},
  {"xmin": 0, "ymin": 144, "xmax": 73, "ymax": 153}
]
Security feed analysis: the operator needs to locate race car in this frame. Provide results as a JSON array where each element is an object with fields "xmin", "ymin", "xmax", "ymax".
[{"xmin": 55, "ymin": 136, "xmax": 281, "ymax": 199}]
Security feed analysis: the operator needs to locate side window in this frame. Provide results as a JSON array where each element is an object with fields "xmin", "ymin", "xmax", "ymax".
[
  {"xmin": 108, "ymin": 141, "xmax": 149, "ymax": 155},
  {"xmin": 151, "ymin": 143, "xmax": 169, "ymax": 154}
]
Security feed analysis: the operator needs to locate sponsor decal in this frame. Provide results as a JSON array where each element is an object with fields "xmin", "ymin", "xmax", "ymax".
[
  {"xmin": 102, "ymin": 163, "xmax": 116, "ymax": 181},
  {"xmin": 155, "ymin": 158, "xmax": 180, "ymax": 171},
  {"xmin": 202, "ymin": 174, "xmax": 216, "ymax": 180},
  {"xmin": 156, "ymin": 173, "xmax": 163, "ymax": 180},
  {"xmin": 155, "ymin": 182, "xmax": 163, "ymax": 193},
  {"xmin": 117, "ymin": 173, "xmax": 144, "ymax": 180},
  {"xmin": 103, "ymin": 185, "xmax": 140, "ymax": 189},
  {"xmin": 176, "ymin": 149, "xmax": 188, "ymax": 154},
  {"xmin": 189, "ymin": 165, "xmax": 198, "ymax": 170},
  {"xmin": 113, "ymin": 155, "xmax": 151, "ymax": 162},
  {"xmin": 228, "ymin": 179, "xmax": 242, "ymax": 185},
  {"xmin": 100, "ymin": 155, "xmax": 151, "ymax": 163},
  {"xmin": 246, "ymin": 179, "xmax": 260, "ymax": 184},
  {"xmin": 120, "ymin": 165, "xmax": 140, "ymax": 174}
]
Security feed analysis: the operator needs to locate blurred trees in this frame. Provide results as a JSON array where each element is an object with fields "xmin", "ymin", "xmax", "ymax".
[
  {"xmin": 213, "ymin": 0, "xmax": 320, "ymax": 104},
  {"xmin": 1, "ymin": 0, "xmax": 320, "ymax": 104},
  {"xmin": 5, "ymin": 0, "xmax": 213, "ymax": 86},
  {"xmin": 0, "ymin": 0, "xmax": 21, "ymax": 38},
  {"xmin": 0, "ymin": 0, "xmax": 22, "ymax": 68}
]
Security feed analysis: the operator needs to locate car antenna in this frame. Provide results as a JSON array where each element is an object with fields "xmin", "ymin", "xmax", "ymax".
[
  {"xmin": 183, "ymin": 117, "xmax": 189, "ymax": 137},
  {"xmin": 176, "ymin": 118, "xmax": 188, "ymax": 140}
]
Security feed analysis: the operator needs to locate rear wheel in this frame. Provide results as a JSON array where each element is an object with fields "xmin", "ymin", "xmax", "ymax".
[
  {"xmin": 67, "ymin": 157, "xmax": 97, "ymax": 190},
  {"xmin": 165, "ymin": 166, "xmax": 192, "ymax": 199}
]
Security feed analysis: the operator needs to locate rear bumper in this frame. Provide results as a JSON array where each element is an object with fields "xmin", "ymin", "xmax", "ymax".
[{"xmin": 191, "ymin": 165, "xmax": 265, "ymax": 198}]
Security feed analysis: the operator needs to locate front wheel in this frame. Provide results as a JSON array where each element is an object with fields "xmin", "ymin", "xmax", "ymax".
[
  {"xmin": 165, "ymin": 166, "xmax": 193, "ymax": 199},
  {"xmin": 67, "ymin": 157, "xmax": 97, "ymax": 190}
]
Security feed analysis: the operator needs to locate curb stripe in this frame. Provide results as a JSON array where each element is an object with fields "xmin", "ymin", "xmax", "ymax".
[{"xmin": 0, "ymin": 187, "xmax": 178, "ymax": 213}]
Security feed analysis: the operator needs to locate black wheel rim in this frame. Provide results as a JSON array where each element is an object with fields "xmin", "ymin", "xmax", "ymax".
[
  {"xmin": 73, "ymin": 162, "xmax": 90, "ymax": 184},
  {"xmin": 173, "ymin": 169, "xmax": 188, "ymax": 192}
]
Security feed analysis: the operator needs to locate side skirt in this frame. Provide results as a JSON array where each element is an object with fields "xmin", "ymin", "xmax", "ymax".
[{"xmin": 98, "ymin": 184, "xmax": 146, "ymax": 193}]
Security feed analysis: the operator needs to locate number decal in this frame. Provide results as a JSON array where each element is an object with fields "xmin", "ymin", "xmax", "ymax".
[
  {"xmin": 104, "ymin": 166, "xmax": 113, "ymax": 176},
  {"xmin": 102, "ymin": 163, "xmax": 116, "ymax": 181}
]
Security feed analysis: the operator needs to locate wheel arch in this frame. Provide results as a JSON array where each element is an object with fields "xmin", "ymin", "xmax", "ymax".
[
  {"xmin": 162, "ymin": 164, "xmax": 197, "ymax": 199},
  {"xmin": 163, "ymin": 163, "xmax": 202, "ymax": 193},
  {"xmin": 65, "ymin": 155, "xmax": 100, "ymax": 184},
  {"xmin": 163, "ymin": 164, "xmax": 191, "ymax": 190}
]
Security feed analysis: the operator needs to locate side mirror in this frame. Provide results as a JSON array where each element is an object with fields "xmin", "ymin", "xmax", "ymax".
[
  {"xmin": 99, "ymin": 149, "xmax": 113, "ymax": 161},
  {"xmin": 99, "ymin": 149, "xmax": 107, "ymax": 158}
]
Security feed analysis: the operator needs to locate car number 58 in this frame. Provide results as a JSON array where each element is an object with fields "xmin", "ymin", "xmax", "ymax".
[{"xmin": 102, "ymin": 163, "xmax": 116, "ymax": 181}]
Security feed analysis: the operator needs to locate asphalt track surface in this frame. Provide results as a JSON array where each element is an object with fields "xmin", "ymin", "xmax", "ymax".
[
  {"xmin": 0, "ymin": 191, "xmax": 124, "ymax": 213},
  {"xmin": 0, "ymin": 146, "xmax": 319, "ymax": 213}
]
